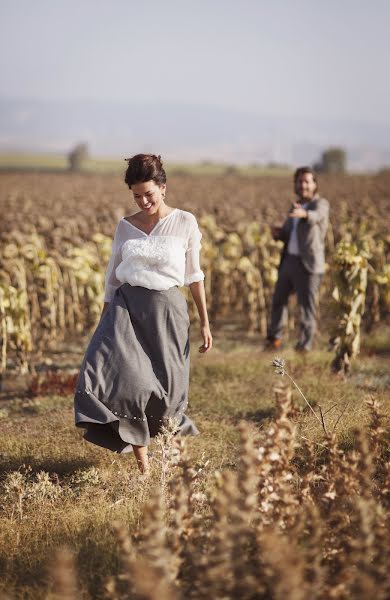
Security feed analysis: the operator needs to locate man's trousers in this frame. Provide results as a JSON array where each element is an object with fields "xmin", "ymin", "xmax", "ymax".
[{"xmin": 267, "ymin": 254, "xmax": 322, "ymax": 350}]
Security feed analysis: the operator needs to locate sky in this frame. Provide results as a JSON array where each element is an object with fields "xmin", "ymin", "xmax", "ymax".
[{"xmin": 1, "ymin": 0, "xmax": 390, "ymax": 125}]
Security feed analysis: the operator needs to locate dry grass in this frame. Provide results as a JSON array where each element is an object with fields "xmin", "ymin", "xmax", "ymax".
[{"xmin": 0, "ymin": 332, "xmax": 389, "ymax": 599}]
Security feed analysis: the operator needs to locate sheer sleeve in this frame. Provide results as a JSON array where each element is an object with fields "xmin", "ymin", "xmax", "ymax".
[
  {"xmin": 104, "ymin": 224, "xmax": 123, "ymax": 302},
  {"xmin": 184, "ymin": 215, "xmax": 205, "ymax": 285}
]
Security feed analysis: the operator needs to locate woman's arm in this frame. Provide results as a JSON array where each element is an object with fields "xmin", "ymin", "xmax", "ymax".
[
  {"xmin": 103, "ymin": 223, "xmax": 122, "ymax": 309},
  {"xmin": 189, "ymin": 280, "xmax": 212, "ymax": 353}
]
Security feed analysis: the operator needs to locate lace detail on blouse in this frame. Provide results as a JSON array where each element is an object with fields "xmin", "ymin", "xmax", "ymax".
[
  {"xmin": 104, "ymin": 209, "xmax": 204, "ymax": 300},
  {"xmin": 121, "ymin": 236, "xmax": 185, "ymax": 263}
]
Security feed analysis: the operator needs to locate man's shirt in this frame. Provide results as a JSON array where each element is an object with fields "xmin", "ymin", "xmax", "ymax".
[{"xmin": 287, "ymin": 202, "xmax": 309, "ymax": 256}]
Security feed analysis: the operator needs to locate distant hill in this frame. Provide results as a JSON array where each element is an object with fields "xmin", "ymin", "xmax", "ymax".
[{"xmin": 1, "ymin": 97, "xmax": 389, "ymax": 171}]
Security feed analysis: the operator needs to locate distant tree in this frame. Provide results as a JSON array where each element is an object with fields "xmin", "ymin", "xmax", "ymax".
[
  {"xmin": 68, "ymin": 143, "xmax": 88, "ymax": 172},
  {"xmin": 314, "ymin": 147, "xmax": 347, "ymax": 173},
  {"xmin": 376, "ymin": 166, "xmax": 390, "ymax": 176},
  {"xmin": 224, "ymin": 164, "xmax": 239, "ymax": 176}
]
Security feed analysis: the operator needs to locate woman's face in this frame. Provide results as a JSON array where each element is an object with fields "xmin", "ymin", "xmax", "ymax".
[{"xmin": 131, "ymin": 180, "xmax": 166, "ymax": 215}]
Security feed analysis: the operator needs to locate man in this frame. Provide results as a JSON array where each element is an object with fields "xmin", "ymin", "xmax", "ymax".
[{"xmin": 266, "ymin": 166, "xmax": 329, "ymax": 351}]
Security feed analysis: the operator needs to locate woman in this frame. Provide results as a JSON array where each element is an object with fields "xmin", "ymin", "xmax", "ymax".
[{"xmin": 74, "ymin": 154, "xmax": 212, "ymax": 473}]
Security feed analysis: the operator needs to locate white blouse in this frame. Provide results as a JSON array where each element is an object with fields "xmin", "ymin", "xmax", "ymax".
[{"xmin": 104, "ymin": 208, "xmax": 205, "ymax": 301}]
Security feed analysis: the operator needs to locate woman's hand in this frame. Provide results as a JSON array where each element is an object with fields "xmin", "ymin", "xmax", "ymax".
[
  {"xmin": 189, "ymin": 281, "xmax": 212, "ymax": 353},
  {"xmin": 199, "ymin": 323, "xmax": 212, "ymax": 353}
]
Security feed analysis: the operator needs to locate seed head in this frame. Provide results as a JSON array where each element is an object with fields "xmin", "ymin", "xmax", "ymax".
[{"xmin": 271, "ymin": 357, "xmax": 286, "ymax": 376}]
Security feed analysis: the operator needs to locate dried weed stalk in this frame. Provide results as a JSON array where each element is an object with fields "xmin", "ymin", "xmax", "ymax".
[{"xmin": 44, "ymin": 364, "xmax": 389, "ymax": 600}]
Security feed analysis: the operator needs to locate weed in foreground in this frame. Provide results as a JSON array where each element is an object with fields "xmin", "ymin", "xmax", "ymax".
[{"xmin": 2, "ymin": 361, "xmax": 389, "ymax": 599}]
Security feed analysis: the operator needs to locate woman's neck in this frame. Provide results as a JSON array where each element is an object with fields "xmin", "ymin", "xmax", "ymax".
[{"xmin": 139, "ymin": 203, "xmax": 173, "ymax": 223}]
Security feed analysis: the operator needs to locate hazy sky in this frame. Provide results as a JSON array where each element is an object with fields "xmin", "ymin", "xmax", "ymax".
[{"xmin": 1, "ymin": 0, "xmax": 390, "ymax": 124}]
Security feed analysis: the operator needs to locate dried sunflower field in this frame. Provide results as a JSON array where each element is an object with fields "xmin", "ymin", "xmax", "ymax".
[{"xmin": 0, "ymin": 171, "xmax": 389, "ymax": 599}]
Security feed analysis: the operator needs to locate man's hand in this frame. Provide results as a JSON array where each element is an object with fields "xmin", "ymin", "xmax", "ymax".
[
  {"xmin": 271, "ymin": 225, "xmax": 282, "ymax": 240},
  {"xmin": 290, "ymin": 202, "xmax": 308, "ymax": 219}
]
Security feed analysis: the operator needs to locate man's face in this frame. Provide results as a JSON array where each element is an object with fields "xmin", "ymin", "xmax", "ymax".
[{"xmin": 295, "ymin": 173, "xmax": 317, "ymax": 201}]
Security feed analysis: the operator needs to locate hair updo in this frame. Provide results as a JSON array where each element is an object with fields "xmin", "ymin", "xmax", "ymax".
[{"xmin": 124, "ymin": 154, "xmax": 167, "ymax": 189}]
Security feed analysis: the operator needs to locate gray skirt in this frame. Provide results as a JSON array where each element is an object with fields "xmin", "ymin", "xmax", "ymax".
[{"xmin": 74, "ymin": 283, "xmax": 199, "ymax": 453}]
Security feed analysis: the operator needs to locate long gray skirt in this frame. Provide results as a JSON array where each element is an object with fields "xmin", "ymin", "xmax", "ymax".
[{"xmin": 74, "ymin": 283, "xmax": 199, "ymax": 453}]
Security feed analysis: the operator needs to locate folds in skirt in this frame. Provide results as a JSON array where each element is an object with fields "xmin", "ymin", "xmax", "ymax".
[{"xmin": 74, "ymin": 283, "xmax": 199, "ymax": 453}]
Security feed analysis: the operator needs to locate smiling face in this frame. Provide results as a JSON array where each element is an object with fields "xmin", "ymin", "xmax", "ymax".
[
  {"xmin": 131, "ymin": 180, "xmax": 167, "ymax": 216},
  {"xmin": 295, "ymin": 171, "xmax": 317, "ymax": 201}
]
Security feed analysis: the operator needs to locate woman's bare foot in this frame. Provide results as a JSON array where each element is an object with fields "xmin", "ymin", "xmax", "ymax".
[{"xmin": 132, "ymin": 444, "xmax": 149, "ymax": 474}]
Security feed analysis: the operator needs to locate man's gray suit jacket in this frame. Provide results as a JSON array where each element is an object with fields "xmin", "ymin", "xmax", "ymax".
[{"xmin": 278, "ymin": 196, "xmax": 330, "ymax": 274}]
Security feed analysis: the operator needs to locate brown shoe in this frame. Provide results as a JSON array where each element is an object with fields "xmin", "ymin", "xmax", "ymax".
[{"xmin": 263, "ymin": 338, "xmax": 283, "ymax": 351}]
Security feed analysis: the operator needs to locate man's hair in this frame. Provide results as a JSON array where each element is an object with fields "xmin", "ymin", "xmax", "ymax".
[{"xmin": 294, "ymin": 166, "xmax": 318, "ymax": 194}]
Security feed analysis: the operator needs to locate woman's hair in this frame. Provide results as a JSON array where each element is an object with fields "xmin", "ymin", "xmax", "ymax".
[
  {"xmin": 294, "ymin": 166, "xmax": 319, "ymax": 193},
  {"xmin": 124, "ymin": 154, "xmax": 166, "ymax": 188}
]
